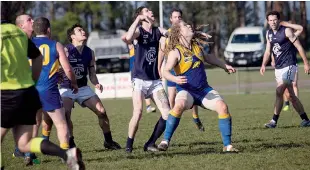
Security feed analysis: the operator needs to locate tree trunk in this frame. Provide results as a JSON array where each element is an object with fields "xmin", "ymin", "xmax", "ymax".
[
  {"xmin": 264, "ymin": 1, "xmax": 273, "ymax": 28},
  {"xmin": 49, "ymin": 2, "xmax": 55, "ymax": 21},
  {"xmin": 291, "ymin": 1, "xmax": 296, "ymax": 23},
  {"xmin": 300, "ymin": 1, "xmax": 307, "ymax": 48},
  {"xmin": 237, "ymin": 2, "xmax": 245, "ymax": 27},
  {"xmin": 253, "ymin": 1, "xmax": 259, "ymax": 26}
]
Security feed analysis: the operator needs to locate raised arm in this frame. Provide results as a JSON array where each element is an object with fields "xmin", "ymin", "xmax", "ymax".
[
  {"xmin": 285, "ymin": 28, "xmax": 309, "ymax": 74},
  {"xmin": 280, "ymin": 21, "xmax": 303, "ymax": 37},
  {"xmin": 124, "ymin": 15, "xmax": 150, "ymax": 42}
]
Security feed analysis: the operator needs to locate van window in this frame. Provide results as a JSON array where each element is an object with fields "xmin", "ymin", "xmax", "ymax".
[{"xmin": 231, "ymin": 34, "xmax": 261, "ymax": 43}]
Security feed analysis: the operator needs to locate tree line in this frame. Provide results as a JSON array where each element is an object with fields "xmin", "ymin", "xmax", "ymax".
[{"xmin": 4, "ymin": 1, "xmax": 309, "ymax": 57}]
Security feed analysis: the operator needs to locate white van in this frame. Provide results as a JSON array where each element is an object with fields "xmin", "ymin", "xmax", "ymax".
[
  {"xmin": 224, "ymin": 27, "xmax": 266, "ymax": 66},
  {"xmin": 87, "ymin": 30, "xmax": 130, "ymax": 73}
]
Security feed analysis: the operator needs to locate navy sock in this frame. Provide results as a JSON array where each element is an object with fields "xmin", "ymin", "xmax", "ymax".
[
  {"xmin": 284, "ymin": 101, "xmax": 290, "ymax": 106},
  {"xmin": 300, "ymin": 112, "xmax": 309, "ymax": 121},
  {"xmin": 126, "ymin": 137, "xmax": 134, "ymax": 149},
  {"xmin": 104, "ymin": 131, "xmax": 113, "ymax": 143},
  {"xmin": 272, "ymin": 114, "xmax": 279, "ymax": 123},
  {"xmin": 145, "ymin": 117, "xmax": 166, "ymax": 146}
]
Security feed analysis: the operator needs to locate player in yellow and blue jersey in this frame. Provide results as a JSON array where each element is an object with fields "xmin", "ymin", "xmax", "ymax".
[
  {"xmin": 157, "ymin": 20, "xmax": 239, "ymax": 153},
  {"xmin": 159, "ymin": 8, "xmax": 205, "ymax": 132},
  {"xmin": 25, "ymin": 17, "xmax": 83, "ymax": 167}
]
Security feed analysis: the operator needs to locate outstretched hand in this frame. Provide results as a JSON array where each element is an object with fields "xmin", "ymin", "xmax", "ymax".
[{"xmin": 224, "ymin": 64, "xmax": 236, "ymax": 74}]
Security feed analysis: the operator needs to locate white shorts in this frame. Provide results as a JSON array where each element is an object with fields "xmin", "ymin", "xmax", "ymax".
[
  {"xmin": 275, "ymin": 65, "xmax": 297, "ymax": 84},
  {"xmin": 132, "ymin": 78, "xmax": 164, "ymax": 98},
  {"xmin": 59, "ymin": 86, "xmax": 96, "ymax": 106}
]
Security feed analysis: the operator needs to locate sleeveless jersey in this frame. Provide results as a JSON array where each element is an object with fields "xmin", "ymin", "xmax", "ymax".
[
  {"xmin": 131, "ymin": 26, "xmax": 162, "ymax": 80},
  {"xmin": 31, "ymin": 37, "xmax": 59, "ymax": 90},
  {"xmin": 267, "ymin": 26, "xmax": 297, "ymax": 69},
  {"xmin": 60, "ymin": 44, "xmax": 92, "ymax": 88},
  {"xmin": 174, "ymin": 43, "xmax": 208, "ymax": 90}
]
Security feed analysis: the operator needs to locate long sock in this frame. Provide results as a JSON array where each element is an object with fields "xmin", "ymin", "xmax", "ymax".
[
  {"xmin": 272, "ymin": 114, "xmax": 280, "ymax": 123},
  {"xmin": 69, "ymin": 136, "xmax": 76, "ymax": 148},
  {"xmin": 284, "ymin": 101, "xmax": 290, "ymax": 106},
  {"xmin": 300, "ymin": 112, "xmax": 309, "ymax": 121},
  {"xmin": 42, "ymin": 129, "xmax": 50, "ymax": 141},
  {"xmin": 30, "ymin": 138, "xmax": 67, "ymax": 161},
  {"xmin": 218, "ymin": 114, "xmax": 232, "ymax": 147},
  {"xmin": 163, "ymin": 111, "xmax": 181, "ymax": 142},
  {"xmin": 126, "ymin": 137, "xmax": 134, "ymax": 149},
  {"xmin": 104, "ymin": 131, "xmax": 113, "ymax": 143},
  {"xmin": 145, "ymin": 116, "xmax": 166, "ymax": 146}
]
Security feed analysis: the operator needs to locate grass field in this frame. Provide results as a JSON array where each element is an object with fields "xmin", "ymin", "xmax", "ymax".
[{"xmin": 2, "ymin": 92, "xmax": 310, "ymax": 170}]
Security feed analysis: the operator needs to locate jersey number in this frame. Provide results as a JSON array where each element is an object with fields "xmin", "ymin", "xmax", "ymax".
[{"xmin": 29, "ymin": 44, "xmax": 50, "ymax": 66}]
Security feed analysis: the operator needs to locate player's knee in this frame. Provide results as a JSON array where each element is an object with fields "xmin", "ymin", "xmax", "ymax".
[
  {"xmin": 216, "ymin": 100, "xmax": 228, "ymax": 114},
  {"xmin": 173, "ymin": 102, "xmax": 186, "ymax": 114}
]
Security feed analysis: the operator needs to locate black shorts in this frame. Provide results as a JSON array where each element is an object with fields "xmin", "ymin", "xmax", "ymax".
[{"xmin": 1, "ymin": 86, "xmax": 42, "ymax": 128}]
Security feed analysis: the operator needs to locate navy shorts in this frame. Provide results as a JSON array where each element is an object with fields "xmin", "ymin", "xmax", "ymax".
[{"xmin": 177, "ymin": 85, "xmax": 213, "ymax": 107}]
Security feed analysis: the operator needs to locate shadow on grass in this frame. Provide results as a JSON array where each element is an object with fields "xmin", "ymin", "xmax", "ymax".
[
  {"xmin": 241, "ymin": 125, "xmax": 299, "ymax": 131},
  {"xmin": 82, "ymin": 141, "xmax": 222, "ymax": 154},
  {"xmin": 84, "ymin": 147, "xmax": 218, "ymax": 163}
]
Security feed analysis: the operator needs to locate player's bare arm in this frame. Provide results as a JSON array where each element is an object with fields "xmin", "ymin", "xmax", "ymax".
[
  {"xmin": 280, "ymin": 21, "xmax": 303, "ymax": 37},
  {"xmin": 285, "ymin": 28, "xmax": 310, "ymax": 74},
  {"xmin": 260, "ymin": 32, "xmax": 272, "ymax": 75},
  {"xmin": 89, "ymin": 50, "xmax": 103, "ymax": 92},
  {"xmin": 157, "ymin": 37, "xmax": 167, "ymax": 78},
  {"xmin": 124, "ymin": 15, "xmax": 150, "ymax": 42},
  {"xmin": 163, "ymin": 49, "xmax": 187, "ymax": 84},
  {"xmin": 58, "ymin": 43, "xmax": 78, "ymax": 92},
  {"xmin": 204, "ymin": 53, "xmax": 236, "ymax": 74},
  {"xmin": 158, "ymin": 27, "xmax": 168, "ymax": 37}
]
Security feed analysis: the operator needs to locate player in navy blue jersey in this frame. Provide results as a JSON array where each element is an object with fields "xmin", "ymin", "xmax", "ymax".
[
  {"xmin": 122, "ymin": 6, "xmax": 171, "ymax": 153},
  {"xmin": 56, "ymin": 24, "xmax": 121, "ymax": 150},
  {"xmin": 260, "ymin": 11, "xmax": 310, "ymax": 128}
]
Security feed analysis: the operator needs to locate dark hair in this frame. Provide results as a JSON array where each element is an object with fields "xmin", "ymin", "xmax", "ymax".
[
  {"xmin": 134, "ymin": 6, "xmax": 147, "ymax": 20},
  {"xmin": 170, "ymin": 8, "xmax": 183, "ymax": 18},
  {"xmin": 266, "ymin": 11, "xmax": 280, "ymax": 20},
  {"xmin": 67, "ymin": 24, "xmax": 83, "ymax": 43},
  {"xmin": 1, "ymin": 1, "xmax": 9, "ymax": 21},
  {"xmin": 33, "ymin": 17, "xmax": 50, "ymax": 35}
]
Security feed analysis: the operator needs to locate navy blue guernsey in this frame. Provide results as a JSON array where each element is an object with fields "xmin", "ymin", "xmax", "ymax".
[
  {"xmin": 60, "ymin": 44, "xmax": 92, "ymax": 88},
  {"xmin": 268, "ymin": 26, "xmax": 297, "ymax": 69},
  {"xmin": 131, "ymin": 26, "xmax": 162, "ymax": 80}
]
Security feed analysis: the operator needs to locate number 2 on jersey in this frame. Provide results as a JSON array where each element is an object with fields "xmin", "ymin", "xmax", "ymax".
[{"xmin": 29, "ymin": 44, "xmax": 50, "ymax": 66}]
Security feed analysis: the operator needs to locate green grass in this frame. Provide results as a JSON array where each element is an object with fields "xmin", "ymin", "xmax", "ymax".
[{"xmin": 2, "ymin": 92, "xmax": 310, "ymax": 170}]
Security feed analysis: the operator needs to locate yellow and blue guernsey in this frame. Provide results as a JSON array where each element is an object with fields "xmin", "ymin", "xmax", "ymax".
[
  {"xmin": 129, "ymin": 47, "xmax": 135, "ymax": 71},
  {"xmin": 174, "ymin": 42, "xmax": 212, "ymax": 106},
  {"xmin": 31, "ymin": 37, "xmax": 62, "ymax": 112}
]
